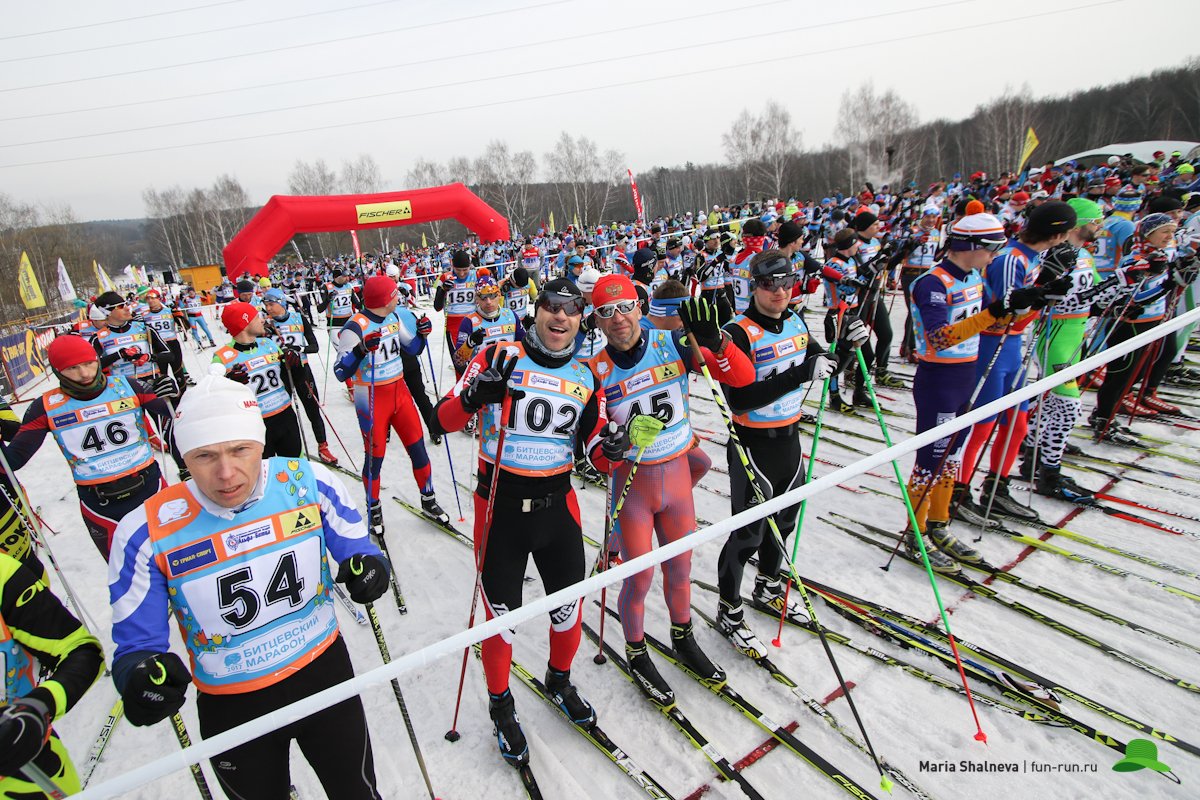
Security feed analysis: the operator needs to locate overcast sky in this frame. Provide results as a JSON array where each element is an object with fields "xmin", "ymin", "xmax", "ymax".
[{"xmin": 2, "ymin": 0, "xmax": 1195, "ymax": 222}]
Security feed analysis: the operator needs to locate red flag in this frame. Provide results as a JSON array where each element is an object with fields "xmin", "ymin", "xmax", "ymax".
[
  {"xmin": 628, "ymin": 169, "xmax": 644, "ymax": 223},
  {"xmin": 350, "ymin": 230, "xmax": 362, "ymax": 262}
]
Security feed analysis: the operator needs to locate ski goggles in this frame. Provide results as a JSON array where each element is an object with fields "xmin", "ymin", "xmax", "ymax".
[
  {"xmin": 535, "ymin": 293, "xmax": 585, "ymax": 316},
  {"xmin": 594, "ymin": 298, "xmax": 640, "ymax": 318},
  {"xmin": 947, "ymin": 233, "xmax": 1007, "ymax": 253},
  {"xmin": 754, "ymin": 273, "xmax": 799, "ymax": 291}
]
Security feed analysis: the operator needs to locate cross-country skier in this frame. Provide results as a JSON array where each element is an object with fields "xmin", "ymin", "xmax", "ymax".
[
  {"xmin": 333, "ymin": 276, "xmax": 446, "ymax": 531},
  {"xmin": 905, "ymin": 206, "xmax": 1048, "ymax": 571},
  {"xmin": 714, "ymin": 250, "xmax": 867, "ymax": 656},
  {"xmin": 140, "ymin": 289, "xmax": 194, "ymax": 388},
  {"xmin": 3, "ymin": 335, "xmax": 177, "ymax": 558},
  {"xmin": 0, "ymin": 553, "xmax": 103, "ymax": 797},
  {"xmin": 107, "ymin": 376, "xmax": 389, "ymax": 799},
  {"xmin": 432, "ymin": 278, "xmax": 621, "ymax": 768},
  {"xmin": 434, "ymin": 250, "xmax": 481, "ymax": 380},
  {"xmin": 953, "ymin": 201, "xmax": 1075, "ymax": 525},
  {"xmin": 588, "ymin": 278, "xmax": 754, "ymax": 705},
  {"xmin": 262, "ymin": 288, "xmax": 340, "ymax": 466},
  {"xmin": 212, "ymin": 302, "xmax": 303, "ymax": 459}
]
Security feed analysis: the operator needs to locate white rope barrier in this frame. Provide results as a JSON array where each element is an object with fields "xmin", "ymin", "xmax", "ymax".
[{"xmin": 74, "ymin": 303, "xmax": 1200, "ymax": 799}]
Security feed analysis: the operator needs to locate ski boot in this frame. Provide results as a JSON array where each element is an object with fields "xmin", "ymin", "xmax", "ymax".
[
  {"xmin": 874, "ymin": 370, "xmax": 906, "ymax": 389},
  {"xmin": 626, "ymin": 641, "xmax": 674, "ymax": 708},
  {"xmin": 833, "ymin": 395, "xmax": 858, "ymax": 414},
  {"xmin": 979, "ymin": 474, "xmax": 1039, "ymax": 522},
  {"xmin": 751, "ymin": 574, "xmax": 805, "ymax": 622},
  {"xmin": 316, "ymin": 442, "xmax": 339, "ymax": 466},
  {"xmin": 367, "ymin": 500, "xmax": 384, "ymax": 535},
  {"xmin": 950, "ymin": 482, "xmax": 1000, "ymax": 529},
  {"xmin": 544, "ymin": 667, "xmax": 596, "ymax": 730},
  {"xmin": 715, "ymin": 599, "xmax": 769, "ymax": 660},
  {"xmin": 574, "ymin": 457, "xmax": 605, "ymax": 485},
  {"xmin": 1140, "ymin": 391, "xmax": 1181, "ymax": 415},
  {"xmin": 1117, "ymin": 395, "xmax": 1158, "ymax": 418},
  {"xmin": 903, "ymin": 529, "xmax": 960, "ymax": 574},
  {"xmin": 420, "ymin": 493, "xmax": 450, "ymax": 525},
  {"xmin": 670, "ymin": 622, "xmax": 726, "ymax": 688},
  {"xmin": 926, "ymin": 520, "xmax": 982, "ymax": 564},
  {"xmin": 488, "ymin": 690, "xmax": 530, "ymax": 767},
  {"xmin": 184, "ymin": 374, "xmax": 197, "ymax": 387},
  {"xmin": 1034, "ymin": 464, "xmax": 1094, "ymax": 503},
  {"xmin": 1089, "ymin": 412, "xmax": 1140, "ymax": 446}
]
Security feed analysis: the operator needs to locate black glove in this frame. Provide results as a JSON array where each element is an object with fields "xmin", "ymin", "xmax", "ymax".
[
  {"xmin": 226, "ymin": 363, "xmax": 250, "ymax": 384},
  {"xmin": 152, "ymin": 374, "xmax": 179, "ymax": 401},
  {"xmin": 462, "ymin": 347, "xmax": 519, "ymax": 412},
  {"xmin": 0, "ymin": 691, "xmax": 52, "ymax": 777},
  {"xmin": 1039, "ymin": 275, "xmax": 1073, "ymax": 305},
  {"xmin": 283, "ymin": 347, "xmax": 302, "ymax": 370},
  {"xmin": 336, "ymin": 553, "xmax": 391, "ymax": 604},
  {"xmin": 1038, "ymin": 243, "xmax": 1077, "ymax": 281},
  {"xmin": 121, "ymin": 652, "xmax": 190, "ymax": 727},
  {"xmin": 838, "ymin": 318, "xmax": 870, "ymax": 350},
  {"xmin": 353, "ymin": 330, "xmax": 382, "ymax": 358},
  {"xmin": 1144, "ymin": 253, "xmax": 1169, "ymax": 275},
  {"xmin": 599, "ymin": 421, "xmax": 630, "ymax": 462},
  {"xmin": 467, "ymin": 328, "xmax": 486, "ymax": 347},
  {"xmin": 522, "ymin": 314, "xmax": 535, "ymax": 329},
  {"xmin": 694, "ymin": 259, "xmax": 715, "ymax": 283},
  {"xmin": 678, "ymin": 296, "xmax": 723, "ymax": 351},
  {"xmin": 1007, "ymin": 286, "xmax": 1047, "ymax": 314},
  {"xmin": 840, "ymin": 275, "xmax": 870, "ymax": 291},
  {"xmin": 1121, "ymin": 299, "xmax": 1146, "ymax": 319}
]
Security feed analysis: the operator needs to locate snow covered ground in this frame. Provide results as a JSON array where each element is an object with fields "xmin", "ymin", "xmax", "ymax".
[{"xmin": 30, "ymin": 293, "xmax": 1199, "ymax": 799}]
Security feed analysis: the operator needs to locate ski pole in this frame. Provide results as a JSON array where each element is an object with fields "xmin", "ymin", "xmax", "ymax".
[
  {"xmin": 0, "ymin": 457, "xmax": 102, "ymax": 640},
  {"xmin": 364, "ymin": 349, "xmax": 407, "ymax": 615},
  {"xmin": 366, "ymin": 602, "xmax": 438, "ymax": 799},
  {"xmin": 681, "ymin": 312, "xmax": 894, "ymax": 791},
  {"xmin": 446, "ymin": 390, "xmax": 515, "ymax": 742},
  {"xmin": 592, "ymin": 417, "xmax": 661, "ymax": 664},
  {"xmin": 424, "ymin": 340, "xmax": 465, "ymax": 523},
  {"xmin": 852, "ymin": 347, "xmax": 989, "ymax": 744},
  {"xmin": 80, "ymin": 698, "xmax": 124, "ymax": 788},
  {"xmin": 305, "ymin": 377, "xmax": 360, "ymax": 471},
  {"xmin": 171, "ymin": 712, "xmax": 214, "ymax": 800},
  {"xmin": 19, "ymin": 762, "xmax": 68, "ymax": 799}
]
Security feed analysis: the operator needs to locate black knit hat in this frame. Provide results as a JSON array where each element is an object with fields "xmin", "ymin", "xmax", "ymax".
[
  {"xmin": 1024, "ymin": 200, "xmax": 1076, "ymax": 239},
  {"xmin": 851, "ymin": 211, "xmax": 878, "ymax": 232},
  {"xmin": 777, "ymin": 221, "xmax": 803, "ymax": 247}
]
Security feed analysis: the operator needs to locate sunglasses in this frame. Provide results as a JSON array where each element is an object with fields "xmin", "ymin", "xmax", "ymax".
[
  {"xmin": 536, "ymin": 294, "xmax": 585, "ymax": 316},
  {"xmin": 594, "ymin": 299, "xmax": 640, "ymax": 318},
  {"xmin": 754, "ymin": 274, "xmax": 799, "ymax": 291}
]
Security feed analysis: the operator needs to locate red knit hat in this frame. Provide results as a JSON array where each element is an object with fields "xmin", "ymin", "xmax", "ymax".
[
  {"xmin": 592, "ymin": 274, "xmax": 638, "ymax": 304},
  {"xmin": 48, "ymin": 335, "xmax": 98, "ymax": 371},
  {"xmin": 221, "ymin": 301, "xmax": 258, "ymax": 337},
  {"xmin": 363, "ymin": 275, "xmax": 398, "ymax": 309}
]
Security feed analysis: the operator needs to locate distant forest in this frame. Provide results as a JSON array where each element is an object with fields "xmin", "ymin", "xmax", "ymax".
[{"xmin": 2, "ymin": 58, "xmax": 1198, "ymax": 321}]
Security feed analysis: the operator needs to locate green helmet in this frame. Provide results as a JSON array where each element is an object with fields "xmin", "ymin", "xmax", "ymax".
[{"xmin": 1066, "ymin": 197, "xmax": 1104, "ymax": 226}]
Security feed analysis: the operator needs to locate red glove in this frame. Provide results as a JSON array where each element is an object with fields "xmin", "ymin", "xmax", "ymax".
[
  {"xmin": 416, "ymin": 315, "xmax": 432, "ymax": 337},
  {"xmin": 357, "ymin": 331, "xmax": 382, "ymax": 355},
  {"xmin": 283, "ymin": 348, "xmax": 302, "ymax": 369},
  {"xmin": 440, "ymin": 273, "xmax": 456, "ymax": 291},
  {"xmin": 120, "ymin": 346, "xmax": 148, "ymax": 366}
]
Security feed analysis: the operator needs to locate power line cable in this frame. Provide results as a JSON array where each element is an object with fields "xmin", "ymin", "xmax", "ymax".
[
  {"xmin": 0, "ymin": 1, "xmax": 242, "ymax": 42},
  {"xmin": 0, "ymin": 0, "xmax": 566, "ymax": 94},
  {"xmin": 6, "ymin": 0, "xmax": 975, "ymax": 149},
  {"xmin": 0, "ymin": 0, "xmax": 787, "ymax": 123},
  {"xmin": 0, "ymin": 0, "xmax": 1125, "ymax": 171},
  {"xmin": 0, "ymin": 0, "xmax": 408, "ymax": 64}
]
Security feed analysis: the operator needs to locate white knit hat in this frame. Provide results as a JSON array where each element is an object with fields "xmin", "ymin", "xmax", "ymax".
[{"xmin": 173, "ymin": 375, "xmax": 266, "ymax": 456}]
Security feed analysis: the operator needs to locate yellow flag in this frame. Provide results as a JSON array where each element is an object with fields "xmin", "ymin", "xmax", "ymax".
[
  {"xmin": 1018, "ymin": 126, "xmax": 1039, "ymax": 169},
  {"xmin": 400, "ymin": 242, "xmax": 406, "ymax": 252},
  {"xmin": 573, "ymin": 213, "xmax": 581, "ymax": 231},
  {"xmin": 94, "ymin": 260, "xmax": 116, "ymax": 292},
  {"xmin": 421, "ymin": 232, "xmax": 428, "ymax": 249},
  {"xmin": 548, "ymin": 212, "xmax": 556, "ymax": 234},
  {"xmin": 17, "ymin": 252, "xmax": 45, "ymax": 309}
]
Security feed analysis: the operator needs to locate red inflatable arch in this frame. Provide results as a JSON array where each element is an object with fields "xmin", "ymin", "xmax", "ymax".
[{"xmin": 222, "ymin": 183, "xmax": 509, "ymax": 277}]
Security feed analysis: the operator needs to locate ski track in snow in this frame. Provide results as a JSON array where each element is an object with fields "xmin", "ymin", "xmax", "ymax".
[{"xmin": 32, "ymin": 296, "xmax": 1198, "ymax": 799}]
